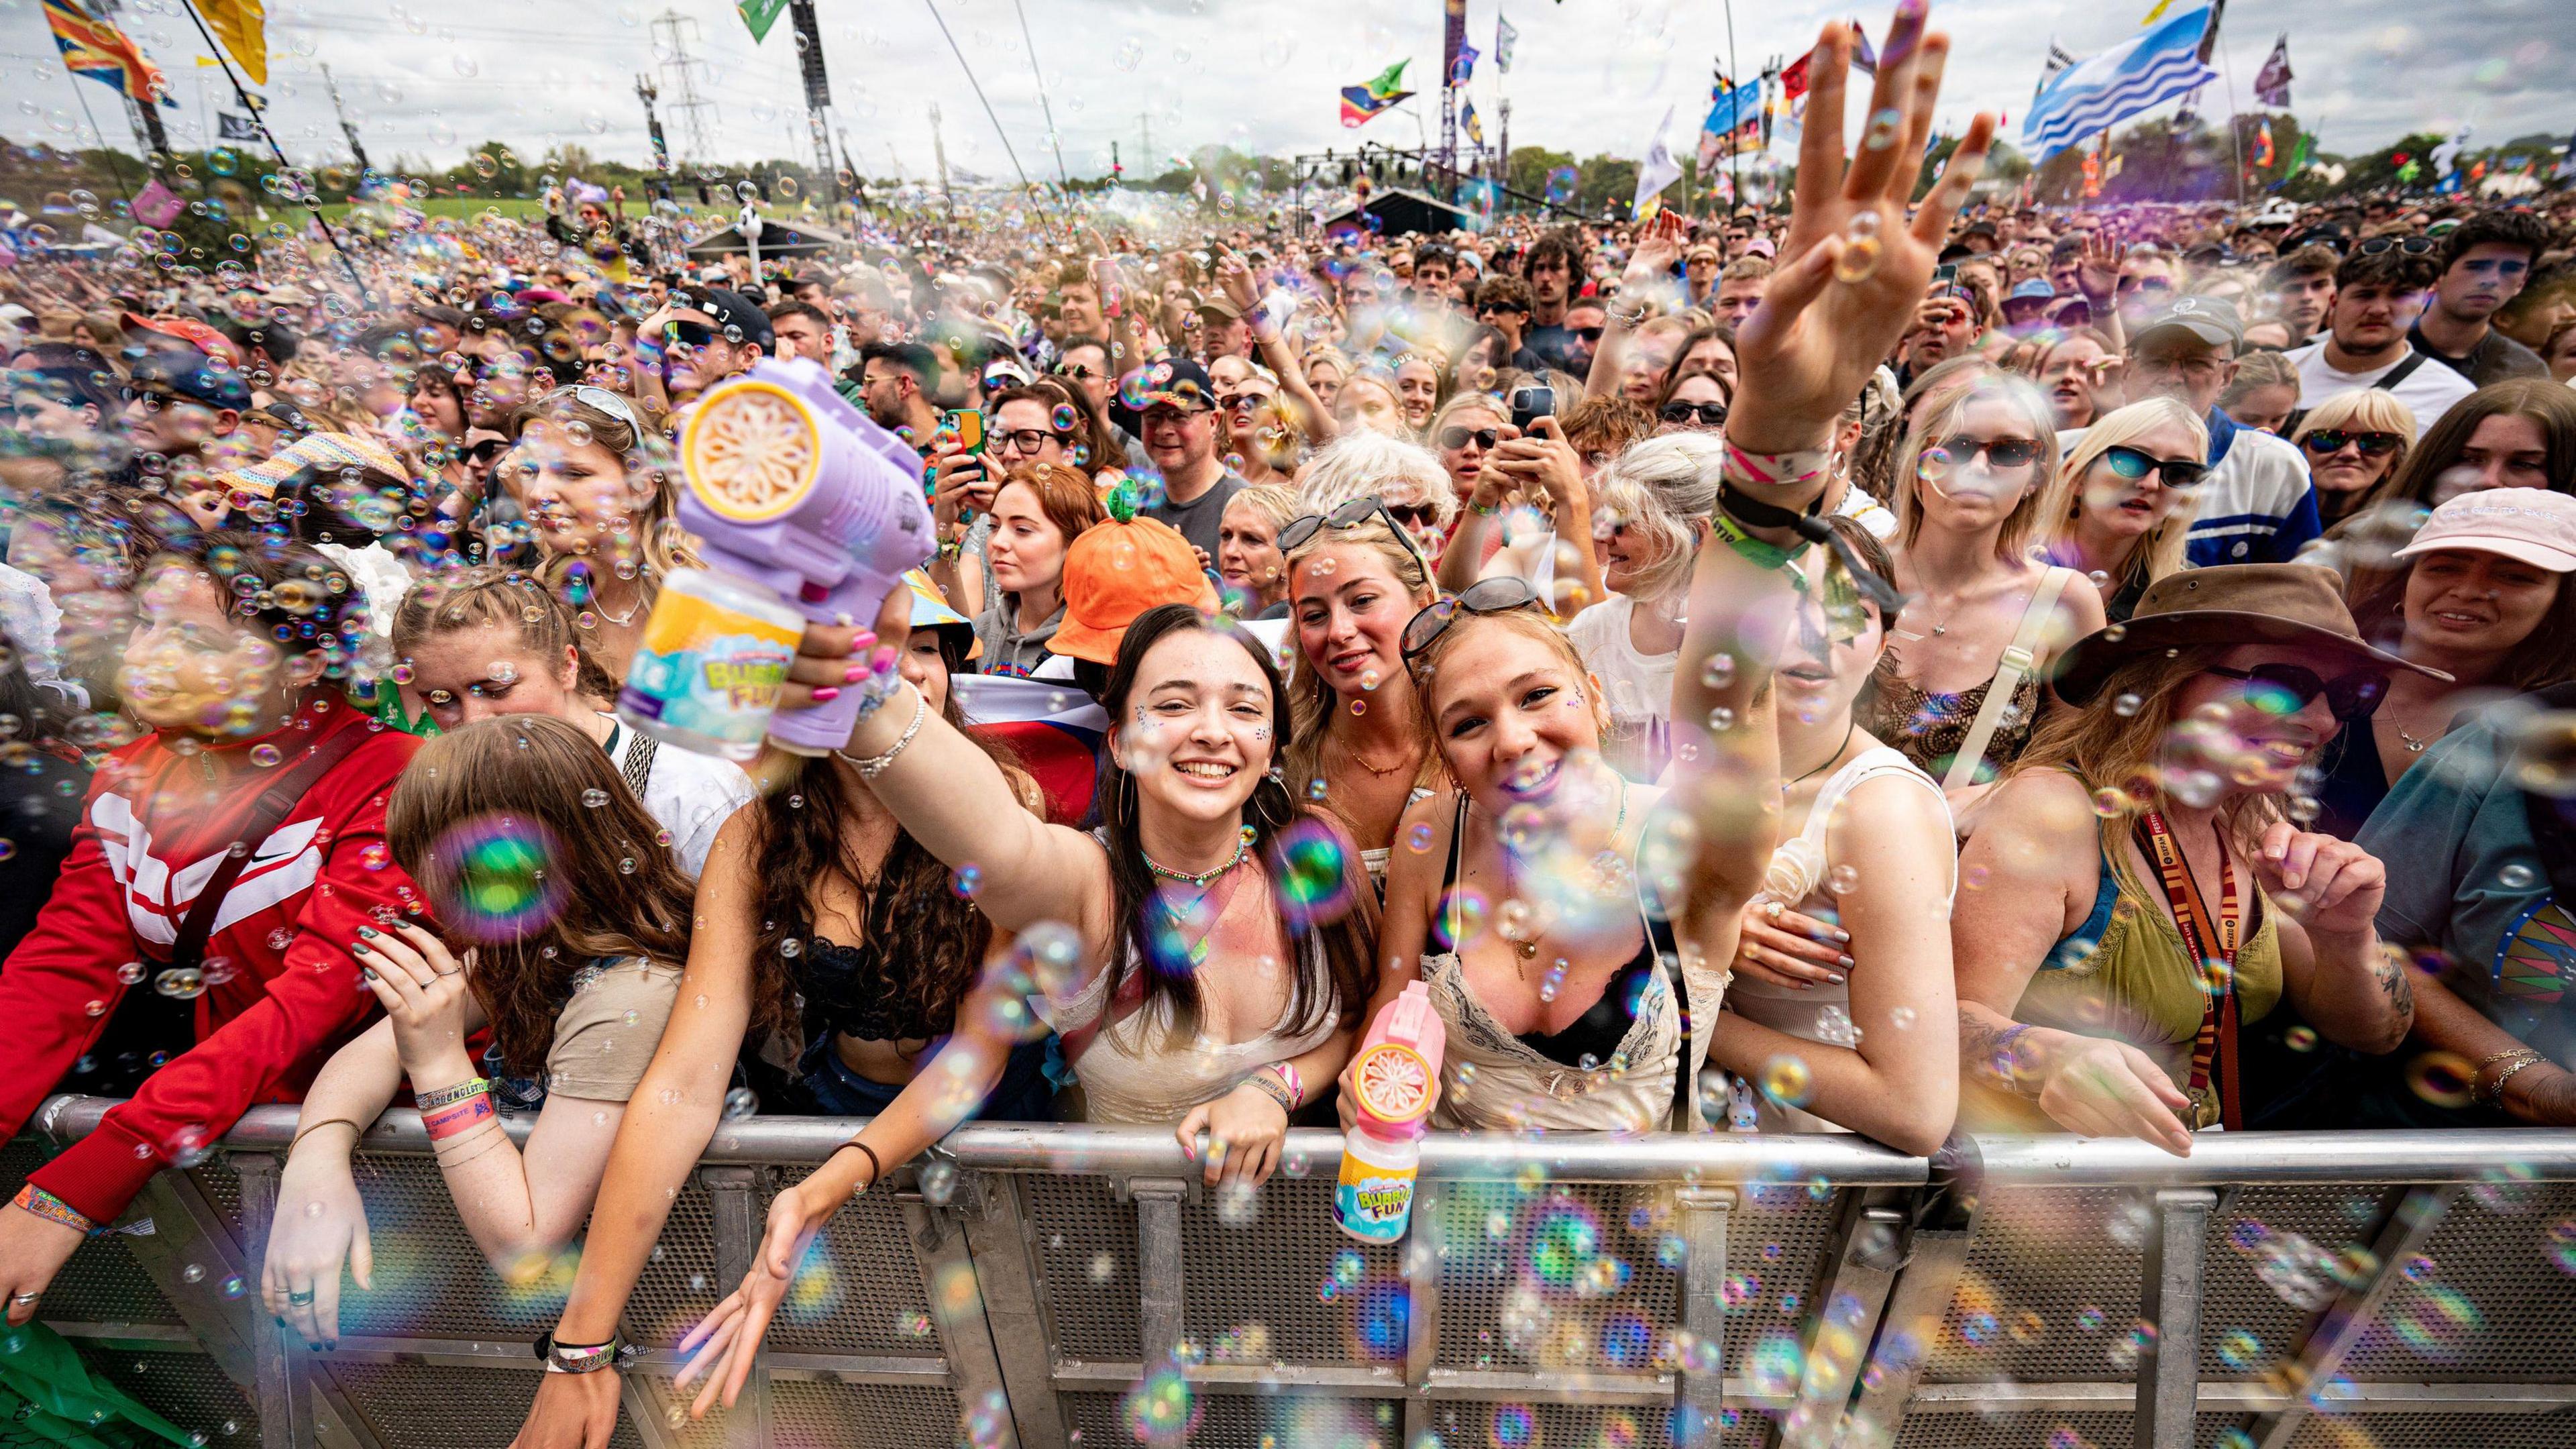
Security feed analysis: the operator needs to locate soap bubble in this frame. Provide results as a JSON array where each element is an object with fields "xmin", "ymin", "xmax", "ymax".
[{"xmin": 418, "ymin": 815, "xmax": 565, "ymax": 943}]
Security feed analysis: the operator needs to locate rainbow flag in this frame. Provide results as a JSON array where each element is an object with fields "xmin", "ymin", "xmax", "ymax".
[
  {"xmin": 43, "ymin": 0, "xmax": 173, "ymax": 109},
  {"xmin": 1340, "ymin": 60, "xmax": 1414, "ymax": 128}
]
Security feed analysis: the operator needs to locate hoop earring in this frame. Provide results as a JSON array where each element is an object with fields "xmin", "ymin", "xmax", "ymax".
[
  {"xmin": 1115, "ymin": 769, "xmax": 1137, "ymax": 828},
  {"xmin": 1252, "ymin": 776, "xmax": 1295, "ymax": 832}
]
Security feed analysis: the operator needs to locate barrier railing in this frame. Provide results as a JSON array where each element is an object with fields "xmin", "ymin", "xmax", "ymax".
[{"xmin": 17, "ymin": 1095, "xmax": 2576, "ymax": 1449}]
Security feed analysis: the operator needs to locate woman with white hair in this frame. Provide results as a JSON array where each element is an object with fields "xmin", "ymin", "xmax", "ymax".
[
  {"xmin": 1294, "ymin": 427, "xmax": 1456, "ymax": 563},
  {"xmin": 2036, "ymin": 398, "xmax": 2212, "ymax": 622},
  {"xmin": 1567, "ymin": 434, "xmax": 1720, "ymax": 781}
]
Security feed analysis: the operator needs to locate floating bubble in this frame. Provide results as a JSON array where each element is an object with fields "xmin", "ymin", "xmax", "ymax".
[
  {"xmin": 419, "ymin": 814, "xmax": 565, "ymax": 943},
  {"xmin": 722, "ymin": 1087, "xmax": 759, "ymax": 1120},
  {"xmin": 581, "ymin": 788, "xmax": 610, "ymax": 809},
  {"xmin": 1834, "ymin": 213, "xmax": 1883, "ymax": 284},
  {"xmin": 2404, "ymin": 1051, "xmax": 2477, "ymax": 1110},
  {"xmin": 951, "ymin": 863, "xmax": 983, "ymax": 898}
]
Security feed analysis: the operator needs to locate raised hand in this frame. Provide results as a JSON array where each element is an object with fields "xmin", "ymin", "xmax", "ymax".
[{"xmin": 1729, "ymin": 1, "xmax": 1995, "ymax": 463}]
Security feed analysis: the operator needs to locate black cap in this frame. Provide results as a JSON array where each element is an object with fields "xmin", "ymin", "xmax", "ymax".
[
  {"xmin": 126, "ymin": 345, "xmax": 252, "ymax": 411},
  {"xmin": 1138, "ymin": 357, "xmax": 1217, "ymax": 411},
  {"xmin": 676, "ymin": 286, "xmax": 775, "ymax": 354}
]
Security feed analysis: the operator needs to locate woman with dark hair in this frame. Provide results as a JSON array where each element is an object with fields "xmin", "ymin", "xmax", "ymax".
[
  {"xmin": 2310, "ymin": 489, "xmax": 2576, "ymax": 837},
  {"xmin": 1652, "ymin": 322, "xmax": 1741, "ymax": 400},
  {"xmin": 665, "ymin": 602, "xmax": 1381, "ymax": 1417},
  {"xmin": 1448, "ymin": 323, "xmax": 1511, "ymax": 399},
  {"xmin": 261, "ymin": 714, "xmax": 694, "ymax": 1343}
]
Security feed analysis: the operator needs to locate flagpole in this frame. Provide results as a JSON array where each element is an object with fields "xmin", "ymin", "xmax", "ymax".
[
  {"xmin": 1723, "ymin": 0, "xmax": 1743, "ymax": 205},
  {"xmin": 2214, "ymin": 27, "xmax": 2245, "ymax": 202},
  {"xmin": 66, "ymin": 83, "xmax": 140, "ymax": 218},
  {"xmin": 172, "ymin": 0, "xmax": 375, "ymax": 307}
]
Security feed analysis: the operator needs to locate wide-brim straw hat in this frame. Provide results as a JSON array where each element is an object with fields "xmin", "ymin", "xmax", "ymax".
[{"xmin": 2049, "ymin": 564, "xmax": 2449, "ymax": 707}]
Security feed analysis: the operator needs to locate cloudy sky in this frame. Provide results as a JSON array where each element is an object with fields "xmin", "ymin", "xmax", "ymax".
[{"xmin": 2, "ymin": 0, "xmax": 2567, "ymax": 186}]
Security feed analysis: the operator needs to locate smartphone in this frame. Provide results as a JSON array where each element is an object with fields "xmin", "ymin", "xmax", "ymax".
[
  {"xmin": 1509, "ymin": 385, "xmax": 1556, "ymax": 433},
  {"xmin": 945, "ymin": 409, "xmax": 985, "ymax": 455},
  {"xmin": 1932, "ymin": 262, "xmax": 1959, "ymax": 284}
]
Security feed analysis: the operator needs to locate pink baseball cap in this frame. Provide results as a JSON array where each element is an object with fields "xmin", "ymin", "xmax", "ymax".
[{"xmin": 2392, "ymin": 488, "xmax": 2576, "ymax": 573}]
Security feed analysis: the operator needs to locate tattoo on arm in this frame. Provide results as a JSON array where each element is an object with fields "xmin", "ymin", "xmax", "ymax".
[{"xmin": 2371, "ymin": 947, "xmax": 2416, "ymax": 1037}]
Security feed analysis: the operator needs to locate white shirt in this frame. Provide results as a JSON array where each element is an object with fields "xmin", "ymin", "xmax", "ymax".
[
  {"xmin": 1566, "ymin": 594, "xmax": 1678, "ymax": 783},
  {"xmin": 604, "ymin": 714, "xmax": 756, "ymax": 879},
  {"xmin": 2285, "ymin": 340, "xmax": 2479, "ymax": 437}
]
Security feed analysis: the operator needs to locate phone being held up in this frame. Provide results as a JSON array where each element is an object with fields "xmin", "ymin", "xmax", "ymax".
[{"xmin": 1509, "ymin": 385, "xmax": 1555, "ymax": 434}]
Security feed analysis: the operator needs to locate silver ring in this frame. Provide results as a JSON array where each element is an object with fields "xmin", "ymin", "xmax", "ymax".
[
  {"xmin": 9, "ymin": 1291, "xmax": 38, "ymax": 1305},
  {"xmin": 433, "ymin": 967, "xmax": 463, "ymax": 977}
]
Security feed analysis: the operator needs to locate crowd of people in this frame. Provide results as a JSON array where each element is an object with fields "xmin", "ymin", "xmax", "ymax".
[{"xmin": 3, "ymin": 6, "xmax": 2575, "ymax": 1438}]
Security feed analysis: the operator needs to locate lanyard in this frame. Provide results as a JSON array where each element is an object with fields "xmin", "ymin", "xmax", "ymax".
[{"xmin": 2134, "ymin": 810, "xmax": 2243, "ymax": 1130}]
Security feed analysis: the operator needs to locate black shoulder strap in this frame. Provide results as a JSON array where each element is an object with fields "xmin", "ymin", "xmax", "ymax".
[
  {"xmin": 164, "ymin": 724, "xmax": 374, "ymax": 973},
  {"xmin": 621, "ymin": 733, "xmax": 659, "ymax": 802},
  {"xmin": 2376, "ymin": 350, "xmax": 2431, "ymax": 392}
]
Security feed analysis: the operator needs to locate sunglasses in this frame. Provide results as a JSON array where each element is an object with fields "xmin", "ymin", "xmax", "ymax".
[
  {"xmin": 1659, "ymin": 401, "xmax": 1729, "ymax": 427},
  {"xmin": 2357, "ymin": 236, "xmax": 2436, "ymax": 256},
  {"xmin": 1401, "ymin": 576, "xmax": 1544, "ymax": 662},
  {"xmin": 2202, "ymin": 662, "xmax": 2389, "ymax": 722},
  {"xmin": 1279, "ymin": 496, "xmax": 1434, "ymax": 559},
  {"xmin": 2298, "ymin": 429, "xmax": 2403, "ymax": 458},
  {"xmin": 1929, "ymin": 435, "xmax": 2045, "ymax": 470},
  {"xmin": 1222, "ymin": 391, "xmax": 1273, "ymax": 413},
  {"xmin": 1477, "ymin": 303, "xmax": 1529, "ymax": 317},
  {"xmin": 661, "ymin": 320, "xmax": 718, "ymax": 348},
  {"xmin": 1438, "ymin": 426, "xmax": 1500, "ymax": 450},
  {"xmin": 541, "ymin": 384, "xmax": 639, "ymax": 433},
  {"xmin": 1570, "ymin": 327, "xmax": 1605, "ymax": 342},
  {"xmin": 1054, "ymin": 362, "xmax": 1104, "ymax": 380},
  {"xmin": 2100, "ymin": 445, "xmax": 2208, "ymax": 488}
]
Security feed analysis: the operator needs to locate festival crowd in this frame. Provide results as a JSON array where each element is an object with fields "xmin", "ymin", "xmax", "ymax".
[{"xmin": 1, "ymin": 6, "xmax": 2575, "ymax": 1440}]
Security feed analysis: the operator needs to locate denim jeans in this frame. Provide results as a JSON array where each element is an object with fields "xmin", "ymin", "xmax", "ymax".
[{"xmin": 795, "ymin": 1033, "xmax": 1058, "ymax": 1122}]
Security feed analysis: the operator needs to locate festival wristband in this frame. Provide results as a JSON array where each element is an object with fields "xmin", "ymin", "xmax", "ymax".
[
  {"xmin": 1721, "ymin": 438, "xmax": 1833, "ymax": 493},
  {"xmin": 1265, "ymin": 1061, "xmax": 1305, "ymax": 1108},
  {"xmin": 413, "ymin": 1077, "xmax": 492, "ymax": 1112},
  {"xmin": 11, "ymin": 1184, "xmax": 97, "ymax": 1236},
  {"xmin": 534, "ymin": 1331, "xmax": 641, "ymax": 1375},
  {"xmin": 1710, "ymin": 511, "xmax": 1810, "ymax": 572},
  {"xmin": 423, "ymin": 1094, "xmax": 496, "ymax": 1141},
  {"xmin": 1244, "ymin": 1073, "xmax": 1297, "ymax": 1114}
]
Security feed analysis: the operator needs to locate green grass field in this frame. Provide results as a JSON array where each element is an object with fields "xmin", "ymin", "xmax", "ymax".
[{"xmin": 313, "ymin": 196, "xmax": 553, "ymax": 221}]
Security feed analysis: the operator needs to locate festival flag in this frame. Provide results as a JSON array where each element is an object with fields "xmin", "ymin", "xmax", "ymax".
[
  {"xmin": 2287, "ymin": 129, "xmax": 2314, "ymax": 173},
  {"xmin": 42, "ymin": 0, "xmax": 174, "ymax": 109},
  {"xmin": 1495, "ymin": 13, "xmax": 1517, "ymax": 72},
  {"xmin": 2251, "ymin": 119, "xmax": 2274, "ymax": 170},
  {"xmin": 129, "ymin": 177, "xmax": 184, "ymax": 227},
  {"xmin": 1849, "ymin": 21, "xmax": 1878, "ymax": 76},
  {"xmin": 950, "ymin": 676, "xmax": 1108, "ymax": 826},
  {"xmin": 2254, "ymin": 34, "xmax": 2293, "ymax": 107},
  {"xmin": 2035, "ymin": 40, "xmax": 2078, "ymax": 103},
  {"xmin": 1635, "ymin": 103, "xmax": 1682, "ymax": 219},
  {"xmin": 737, "ymin": 0, "xmax": 786, "ymax": 44},
  {"xmin": 1448, "ymin": 43, "xmax": 1479, "ymax": 87},
  {"xmin": 1463, "ymin": 99, "xmax": 1485, "ymax": 146},
  {"xmin": 217, "ymin": 110, "xmax": 258, "ymax": 141},
  {"xmin": 2022, "ymin": 5, "xmax": 2220, "ymax": 160},
  {"xmin": 1779, "ymin": 52, "xmax": 1810, "ymax": 103},
  {"xmin": 191, "ymin": 0, "xmax": 267, "ymax": 87},
  {"xmin": 1340, "ymin": 60, "xmax": 1413, "ymax": 128},
  {"xmin": 1697, "ymin": 75, "xmax": 1765, "ymax": 168}
]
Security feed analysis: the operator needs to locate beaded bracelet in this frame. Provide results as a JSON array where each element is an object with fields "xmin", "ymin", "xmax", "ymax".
[
  {"xmin": 415, "ymin": 1077, "xmax": 492, "ymax": 1113},
  {"xmin": 11, "ymin": 1184, "xmax": 97, "ymax": 1236}
]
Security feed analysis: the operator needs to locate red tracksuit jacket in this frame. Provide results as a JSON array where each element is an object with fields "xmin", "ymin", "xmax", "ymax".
[{"xmin": 0, "ymin": 698, "xmax": 420, "ymax": 1224}]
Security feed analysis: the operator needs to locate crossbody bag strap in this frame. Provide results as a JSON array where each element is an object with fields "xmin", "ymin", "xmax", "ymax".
[
  {"xmin": 164, "ymin": 724, "xmax": 374, "ymax": 973},
  {"xmin": 2375, "ymin": 350, "xmax": 2431, "ymax": 392},
  {"xmin": 1940, "ymin": 568, "xmax": 2074, "ymax": 792}
]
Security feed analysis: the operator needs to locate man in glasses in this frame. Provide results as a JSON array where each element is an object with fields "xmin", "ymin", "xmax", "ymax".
[
  {"xmin": 2411, "ymin": 211, "xmax": 2553, "ymax": 387},
  {"xmin": 2286, "ymin": 248, "xmax": 2477, "ymax": 438},
  {"xmin": 2108, "ymin": 297, "xmax": 2321, "ymax": 568},
  {"xmin": 639, "ymin": 286, "xmax": 771, "ymax": 417}
]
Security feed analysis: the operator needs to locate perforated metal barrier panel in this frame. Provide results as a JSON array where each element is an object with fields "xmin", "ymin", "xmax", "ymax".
[{"xmin": 15, "ymin": 1101, "xmax": 2576, "ymax": 1449}]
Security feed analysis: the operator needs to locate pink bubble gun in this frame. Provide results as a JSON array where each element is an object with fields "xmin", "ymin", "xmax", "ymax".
[
  {"xmin": 657, "ymin": 356, "xmax": 935, "ymax": 755},
  {"xmin": 1336, "ymin": 982, "xmax": 1448, "ymax": 1242}
]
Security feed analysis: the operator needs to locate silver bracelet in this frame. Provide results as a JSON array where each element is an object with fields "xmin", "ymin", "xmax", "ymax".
[{"xmin": 835, "ymin": 688, "xmax": 927, "ymax": 781}]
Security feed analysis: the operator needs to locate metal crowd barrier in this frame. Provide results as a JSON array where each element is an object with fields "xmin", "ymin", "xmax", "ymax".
[{"xmin": 16, "ymin": 1095, "xmax": 2576, "ymax": 1449}]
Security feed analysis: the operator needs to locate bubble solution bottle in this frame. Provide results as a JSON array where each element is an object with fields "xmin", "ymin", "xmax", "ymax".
[{"xmin": 1335, "ymin": 982, "xmax": 1447, "ymax": 1244}]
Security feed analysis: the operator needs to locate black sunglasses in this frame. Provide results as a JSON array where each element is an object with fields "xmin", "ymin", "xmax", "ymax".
[
  {"xmin": 2298, "ymin": 429, "xmax": 2403, "ymax": 458},
  {"xmin": 661, "ymin": 319, "xmax": 718, "ymax": 348},
  {"xmin": 1438, "ymin": 426, "xmax": 1499, "ymax": 450},
  {"xmin": 2203, "ymin": 663, "xmax": 2390, "ymax": 722},
  {"xmin": 1401, "ymin": 576, "xmax": 1544, "ymax": 662},
  {"xmin": 1477, "ymin": 302, "xmax": 1529, "ymax": 317},
  {"xmin": 1659, "ymin": 401, "xmax": 1729, "ymax": 426},
  {"xmin": 1931, "ymin": 435, "xmax": 2045, "ymax": 469},
  {"xmin": 2356, "ymin": 236, "xmax": 2436, "ymax": 256},
  {"xmin": 1570, "ymin": 327, "xmax": 1605, "ymax": 342},
  {"xmin": 1278, "ymin": 496, "xmax": 1432, "ymax": 559},
  {"xmin": 2100, "ymin": 445, "xmax": 2209, "ymax": 488}
]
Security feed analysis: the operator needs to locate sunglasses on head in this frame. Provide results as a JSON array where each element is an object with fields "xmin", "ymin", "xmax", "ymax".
[
  {"xmin": 1659, "ymin": 401, "xmax": 1729, "ymax": 426},
  {"xmin": 2357, "ymin": 236, "xmax": 2436, "ymax": 256},
  {"xmin": 1401, "ymin": 576, "xmax": 1544, "ymax": 662},
  {"xmin": 1279, "ymin": 495, "xmax": 1434, "ymax": 558},
  {"xmin": 2203, "ymin": 662, "xmax": 2389, "ymax": 722},
  {"xmin": 1930, "ymin": 435, "xmax": 2044, "ymax": 469},
  {"xmin": 2100, "ymin": 444, "xmax": 2208, "ymax": 488},
  {"xmin": 1438, "ymin": 425, "xmax": 1499, "ymax": 450},
  {"xmin": 2298, "ymin": 429, "xmax": 2403, "ymax": 458},
  {"xmin": 541, "ymin": 384, "xmax": 638, "ymax": 433}
]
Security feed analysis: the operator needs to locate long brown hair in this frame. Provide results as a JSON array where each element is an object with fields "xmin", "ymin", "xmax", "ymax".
[
  {"xmin": 386, "ymin": 714, "xmax": 694, "ymax": 1074},
  {"xmin": 2345, "ymin": 553, "xmax": 2576, "ymax": 694},
  {"xmin": 2379, "ymin": 379, "xmax": 2576, "ymax": 506},
  {"xmin": 2012, "ymin": 645, "xmax": 2286, "ymax": 859},
  {"xmin": 743, "ymin": 633, "xmax": 1025, "ymax": 1044},
  {"xmin": 1281, "ymin": 510, "xmax": 1437, "ymax": 800},
  {"xmin": 1097, "ymin": 604, "xmax": 1377, "ymax": 1046}
]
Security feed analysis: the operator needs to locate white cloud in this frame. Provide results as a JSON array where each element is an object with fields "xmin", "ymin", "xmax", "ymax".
[{"xmin": 0, "ymin": 0, "xmax": 2564, "ymax": 184}]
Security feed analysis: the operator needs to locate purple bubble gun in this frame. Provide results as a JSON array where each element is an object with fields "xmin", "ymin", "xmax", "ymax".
[{"xmin": 667, "ymin": 356, "xmax": 935, "ymax": 755}]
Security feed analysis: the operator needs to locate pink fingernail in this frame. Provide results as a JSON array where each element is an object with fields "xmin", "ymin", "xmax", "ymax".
[
  {"xmin": 811, "ymin": 687, "xmax": 841, "ymax": 703},
  {"xmin": 843, "ymin": 664, "xmax": 869, "ymax": 683}
]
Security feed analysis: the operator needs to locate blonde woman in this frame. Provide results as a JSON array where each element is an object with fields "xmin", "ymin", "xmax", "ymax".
[
  {"xmin": 2039, "ymin": 398, "xmax": 2212, "ymax": 622},
  {"xmin": 2288, "ymin": 390, "xmax": 2418, "ymax": 529},
  {"xmin": 1280, "ymin": 500, "xmax": 1442, "ymax": 890},
  {"xmin": 1428, "ymin": 391, "xmax": 1512, "ymax": 520},
  {"xmin": 500, "ymin": 387, "xmax": 702, "ymax": 682},
  {"xmin": 1295, "ymin": 428, "xmax": 1456, "ymax": 563},
  {"xmin": 1857, "ymin": 374, "xmax": 2106, "ymax": 802},
  {"xmin": 1334, "ymin": 368, "xmax": 1415, "ymax": 441},
  {"xmin": 1568, "ymin": 433, "xmax": 1718, "ymax": 782},
  {"xmin": 1216, "ymin": 482, "xmax": 1298, "ymax": 618}
]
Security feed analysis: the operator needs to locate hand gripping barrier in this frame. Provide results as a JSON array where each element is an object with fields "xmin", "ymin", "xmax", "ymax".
[{"xmin": 18, "ymin": 1097, "xmax": 2576, "ymax": 1449}]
